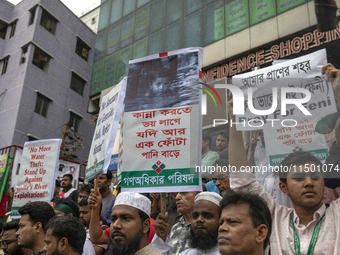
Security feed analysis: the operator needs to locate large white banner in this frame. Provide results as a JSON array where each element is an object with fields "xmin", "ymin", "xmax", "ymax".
[
  {"xmin": 86, "ymin": 78, "xmax": 127, "ymax": 182},
  {"xmin": 231, "ymin": 49, "xmax": 337, "ymax": 130},
  {"xmin": 11, "ymin": 139, "xmax": 61, "ymax": 218},
  {"xmin": 120, "ymin": 47, "xmax": 203, "ymax": 193}
]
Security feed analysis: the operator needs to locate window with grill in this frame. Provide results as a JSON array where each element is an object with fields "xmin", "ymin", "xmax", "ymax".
[
  {"xmin": 75, "ymin": 38, "xmax": 90, "ymax": 61},
  {"xmin": 34, "ymin": 93, "xmax": 51, "ymax": 117},
  {"xmin": 70, "ymin": 72, "xmax": 86, "ymax": 96},
  {"xmin": 40, "ymin": 9, "xmax": 58, "ymax": 34},
  {"xmin": 32, "ymin": 46, "xmax": 51, "ymax": 72},
  {"xmin": 69, "ymin": 112, "xmax": 82, "ymax": 132}
]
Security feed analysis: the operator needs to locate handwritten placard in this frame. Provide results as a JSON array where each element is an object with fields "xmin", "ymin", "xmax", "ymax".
[{"xmin": 11, "ymin": 139, "xmax": 61, "ymax": 218}]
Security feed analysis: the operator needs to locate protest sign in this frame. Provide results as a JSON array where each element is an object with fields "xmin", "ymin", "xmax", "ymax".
[
  {"xmin": 231, "ymin": 49, "xmax": 337, "ymax": 130},
  {"xmin": 0, "ymin": 155, "xmax": 10, "ymax": 203},
  {"xmin": 120, "ymin": 47, "xmax": 203, "ymax": 193},
  {"xmin": 10, "ymin": 139, "xmax": 61, "ymax": 218},
  {"xmin": 0, "ymin": 154, "xmax": 8, "ymax": 179},
  {"xmin": 265, "ymin": 119, "xmax": 329, "ymax": 166},
  {"xmin": 56, "ymin": 160, "xmax": 80, "ymax": 188},
  {"xmin": 86, "ymin": 78, "xmax": 127, "ymax": 182}
]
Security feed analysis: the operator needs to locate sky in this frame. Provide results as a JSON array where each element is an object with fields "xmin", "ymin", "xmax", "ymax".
[{"xmin": 6, "ymin": 0, "xmax": 99, "ymax": 16}]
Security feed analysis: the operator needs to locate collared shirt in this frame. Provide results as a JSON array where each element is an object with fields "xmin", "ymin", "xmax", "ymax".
[
  {"xmin": 179, "ymin": 245, "xmax": 220, "ymax": 255},
  {"xmin": 231, "ymin": 172, "xmax": 340, "ymax": 255},
  {"xmin": 152, "ymin": 215, "xmax": 191, "ymax": 255},
  {"xmin": 135, "ymin": 243, "xmax": 162, "ymax": 255},
  {"xmin": 201, "ymin": 150, "xmax": 219, "ymax": 178}
]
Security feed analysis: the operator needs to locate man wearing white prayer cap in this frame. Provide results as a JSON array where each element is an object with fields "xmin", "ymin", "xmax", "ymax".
[
  {"xmin": 179, "ymin": 192, "xmax": 222, "ymax": 255},
  {"xmin": 107, "ymin": 192, "xmax": 161, "ymax": 255}
]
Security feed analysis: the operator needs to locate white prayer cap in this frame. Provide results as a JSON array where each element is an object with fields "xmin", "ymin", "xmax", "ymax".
[
  {"xmin": 194, "ymin": 192, "xmax": 222, "ymax": 207},
  {"xmin": 114, "ymin": 192, "xmax": 151, "ymax": 216}
]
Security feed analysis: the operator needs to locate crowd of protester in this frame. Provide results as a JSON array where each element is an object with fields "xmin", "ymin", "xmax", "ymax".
[{"xmin": 0, "ymin": 63, "xmax": 340, "ymax": 255}]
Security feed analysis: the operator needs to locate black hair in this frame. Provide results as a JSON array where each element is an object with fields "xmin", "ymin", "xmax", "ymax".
[
  {"xmin": 55, "ymin": 198, "xmax": 80, "ymax": 218},
  {"xmin": 63, "ymin": 174, "xmax": 73, "ymax": 181},
  {"xmin": 78, "ymin": 196, "xmax": 89, "ymax": 206},
  {"xmin": 279, "ymin": 151, "xmax": 323, "ymax": 184},
  {"xmin": 3, "ymin": 219, "xmax": 19, "ymax": 232},
  {"xmin": 215, "ymin": 159, "xmax": 229, "ymax": 168},
  {"xmin": 18, "ymin": 201, "xmax": 55, "ymax": 232},
  {"xmin": 78, "ymin": 196, "xmax": 103, "ymax": 216},
  {"xmin": 55, "ymin": 179, "xmax": 61, "ymax": 187},
  {"xmin": 46, "ymin": 216, "xmax": 86, "ymax": 254},
  {"xmin": 79, "ymin": 184, "xmax": 93, "ymax": 194},
  {"xmin": 138, "ymin": 209, "xmax": 150, "ymax": 236},
  {"xmin": 202, "ymin": 131, "xmax": 212, "ymax": 148},
  {"xmin": 51, "ymin": 197, "xmax": 62, "ymax": 204},
  {"xmin": 217, "ymin": 130, "xmax": 229, "ymax": 142},
  {"xmin": 220, "ymin": 192, "xmax": 271, "ymax": 250},
  {"xmin": 105, "ymin": 171, "xmax": 113, "ymax": 180}
]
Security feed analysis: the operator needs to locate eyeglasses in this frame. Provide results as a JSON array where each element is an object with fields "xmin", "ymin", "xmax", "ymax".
[{"xmin": 0, "ymin": 239, "xmax": 17, "ymax": 248}]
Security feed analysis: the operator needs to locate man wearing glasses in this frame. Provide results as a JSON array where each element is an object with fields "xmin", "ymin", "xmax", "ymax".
[{"xmin": 0, "ymin": 220, "xmax": 31, "ymax": 255}]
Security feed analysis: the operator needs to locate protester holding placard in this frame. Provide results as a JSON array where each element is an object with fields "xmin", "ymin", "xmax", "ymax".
[{"xmin": 226, "ymin": 62, "xmax": 340, "ymax": 254}]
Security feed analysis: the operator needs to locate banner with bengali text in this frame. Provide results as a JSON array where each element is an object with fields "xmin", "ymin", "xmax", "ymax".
[
  {"xmin": 232, "ymin": 49, "xmax": 337, "ymax": 130},
  {"xmin": 119, "ymin": 47, "xmax": 203, "ymax": 193},
  {"xmin": 264, "ymin": 119, "xmax": 329, "ymax": 166}
]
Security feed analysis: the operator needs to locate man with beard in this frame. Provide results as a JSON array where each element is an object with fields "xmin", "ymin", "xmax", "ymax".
[
  {"xmin": 44, "ymin": 216, "xmax": 86, "ymax": 255},
  {"xmin": 59, "ymin": 174, "xmax": 78, "ymax": 203},
  {"xmin": 0, "ymin": 220, "xmax": 32, "ymax": 255},
  {"xmin": 179, "ymin": 192, "xmax": 222, "ymax": 255},
  {"xmin": 106, "ymin": 192, "xmax": 161, "ymax": 255},
  {"xmin": 16, "ymin": 201, "xmax": 55, "ymax": 255}
]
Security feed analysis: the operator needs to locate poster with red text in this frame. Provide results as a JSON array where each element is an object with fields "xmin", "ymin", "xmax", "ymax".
[
  {"xmin": 120, "ymin": 47, "xmax": 203, "ymax": 193},
  {"xmin": 11, "ymin": 139, "xmax": 61, "ymax": 218}
]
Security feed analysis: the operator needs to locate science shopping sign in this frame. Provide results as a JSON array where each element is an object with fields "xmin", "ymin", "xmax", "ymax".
[{"xmin": 209, "ymin": 49, "xmax": 338, "ymax": 130}]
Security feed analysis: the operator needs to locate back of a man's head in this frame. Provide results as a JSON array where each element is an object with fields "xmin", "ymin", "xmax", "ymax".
[
  {"xmin": 18, "ymin": 201, "xmax": 55, "ymax": 232},
  {"xmin": 219, "ymin": 192, "xmax": 271, "ymax": 252},
  {"xmin": 45, "ymin": 216, "xmax": 86, "ymax": 254},
  {"xmin": 279, "ymin": 151, "xmax": 322, "ymax": 184}
]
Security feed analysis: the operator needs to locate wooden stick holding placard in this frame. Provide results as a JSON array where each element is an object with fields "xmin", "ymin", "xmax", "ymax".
[{"xmin": 161, "ymin": 193, "xmax": 166, "ymax": 214}]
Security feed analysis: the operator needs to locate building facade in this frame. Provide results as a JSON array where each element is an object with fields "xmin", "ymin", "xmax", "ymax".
[
  {"xmin": 0, "ymin": 0, "xmax": 96, "ymax": 162},
  {"xmin": 79, "ymin": 1, "xmax": 100, "ymax": 34},
  {"xmin": 89, "ymin": 0, "xmax": 340, "ymax": 129}
]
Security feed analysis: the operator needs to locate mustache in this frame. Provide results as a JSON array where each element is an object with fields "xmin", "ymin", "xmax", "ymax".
[
  {"xmin": 195, "ymin": 223, "xmax": 206, "ymax": 229},
  {"xmin": 111, "ymin": 231, "xmax": 126, "ymax": 239}
]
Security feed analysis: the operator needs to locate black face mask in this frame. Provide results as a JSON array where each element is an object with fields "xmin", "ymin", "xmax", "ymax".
[
  {"xmin": 107, "ymin": 228, "xmax": 144, "ymax": 255},
  {"xmin": 188, "ymin": 225, "xmax": 219, "ymax": 251}
]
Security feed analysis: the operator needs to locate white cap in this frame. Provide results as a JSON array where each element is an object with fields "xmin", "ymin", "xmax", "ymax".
[
  {"xmin": 114, "ymin": 192, "xmax": 151, "ymax": 216},
  {"xmin": 194, "ymin": 192, "xmax": 222, "ymax": 207}
]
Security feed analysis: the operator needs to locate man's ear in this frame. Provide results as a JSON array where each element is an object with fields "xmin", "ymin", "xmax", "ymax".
[
  {"xmin": 255, "ymin": 224, "xmax": 268, "ymax": 245},
  {"xmin": 59, "ymin": 237, "xmax": 69, "ymax": 252},
  {"xmin": 142, "ymin": 218, "xmax": 150, "ymax": 235},
  {"xmin": 279, "ymin": 181, "xmax": 288, "ymax": 195},
  {"xmin": 34, "ymin": 222, "xmax": 44, "ymax": 234}
]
